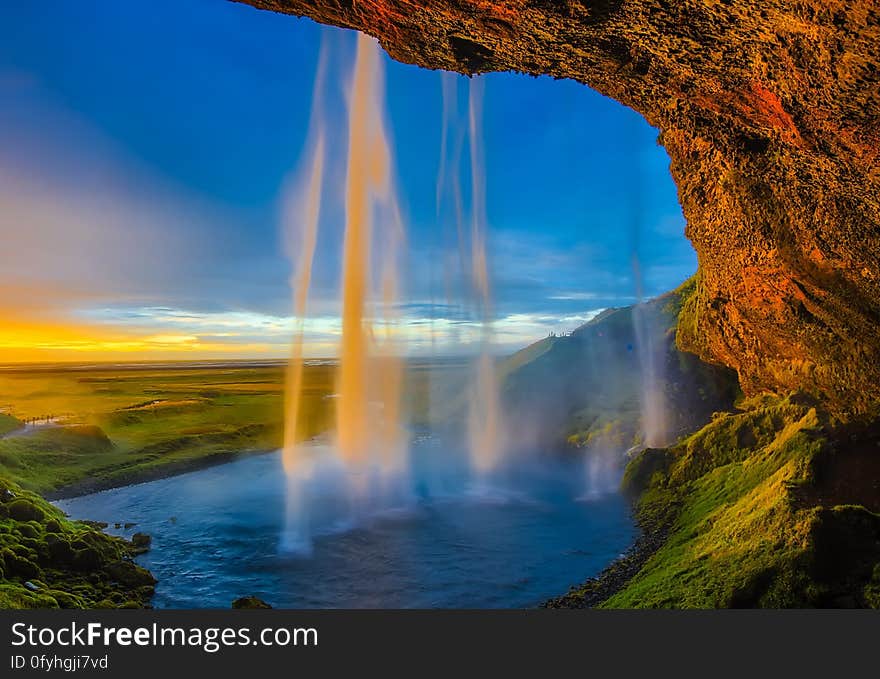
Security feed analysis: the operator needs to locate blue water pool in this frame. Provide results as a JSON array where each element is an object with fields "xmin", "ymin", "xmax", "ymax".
[{"xmin": 56, "ymin": 444, "xmax": 634, "ymax": 609}]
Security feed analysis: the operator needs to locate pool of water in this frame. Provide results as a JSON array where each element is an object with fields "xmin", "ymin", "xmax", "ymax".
[{"xmin": 56, "ymin": 444, "xmax": 635, "ymax": 608}]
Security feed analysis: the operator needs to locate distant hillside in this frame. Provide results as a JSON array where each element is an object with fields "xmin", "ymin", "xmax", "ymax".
[{"xmin": 501, "ymin": 279, "xmax": 740, "ymax": 450}]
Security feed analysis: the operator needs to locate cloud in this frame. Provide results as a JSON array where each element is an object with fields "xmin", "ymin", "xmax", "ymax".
[
  {"xmin": 548, "ymin": 292, "xmax": 600, "ymax": 301},
  {"xmin": 0, "ymin": 94, "xmax": 232, "ymax": 318},
  {"xmin": 0, "ymin": 166, "xmax": 208, "ymax": 314}
]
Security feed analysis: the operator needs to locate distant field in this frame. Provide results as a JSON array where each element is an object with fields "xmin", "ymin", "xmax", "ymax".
[
  {"xmin": 0, "ymin": 359, "xmax": 468, "ymax": 496},
  {"xmin": 0, "ymin": 362, "xmax": 293, "ymax": 495}
]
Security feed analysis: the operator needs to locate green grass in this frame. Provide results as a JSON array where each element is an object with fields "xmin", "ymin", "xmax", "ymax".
[
  {"xmin": 604, "ymin": 395, "xmax": 880, "ymax": 607},
  {"xmin": 0, "ymin": 363, "xmax": 303, "ymax": 494},
  {"xmin": 0, "ymin": 414, "xmax": 22, "ymax": 436},
  {"xmin": 0, "ymin": 360, "xmax": 467, "ymax": 495}
]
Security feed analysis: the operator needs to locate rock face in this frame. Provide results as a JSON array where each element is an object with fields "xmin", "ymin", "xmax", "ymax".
[{"xmin": 239, "ymin": 1, "xmax": 880, "ymax": 415}]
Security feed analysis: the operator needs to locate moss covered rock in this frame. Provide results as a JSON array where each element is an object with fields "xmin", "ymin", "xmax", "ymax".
[
  {"xmin": 15, "ymin": 522, "xmax": 40, "ymax": 539},
  {"xmin": 232, "ymin": 596, "xmax": 272, "ymax": 609},
  {"xmin": 7, "ymin": 498, "xmax": 45, "ymax": 523},
  {"xmin": 44, "ymin": 535, "xmax": 74, "ymax": 566},
  {"xmin": 103, "ymin": 560, "xmax": 156, "ymax": 588},
  {"xmin": 2, "ymin": 550, "xmax": 39, "ymax": 580},
  {"xmin": 0, "ymin": 477, "xmax": 156, "ymax": 609},
  {"xmin": 131, "ymin": 533, "xmax": 151, "ymax": 550}
]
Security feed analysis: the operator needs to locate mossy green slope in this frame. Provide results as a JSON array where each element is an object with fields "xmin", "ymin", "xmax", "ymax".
[
  {"xmin": 602, "ymin": 395, "xmax": 880, "ymax": 607},
  {"xmin": 0, "ymin": 476, "xmax": 154, "ymax": 609}
]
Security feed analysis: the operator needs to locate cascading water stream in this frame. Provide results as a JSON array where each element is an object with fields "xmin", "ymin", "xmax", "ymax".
[
  {"xmin": 336, "ymin": 32, "xmax": 408, "ymax": 494},
  {"xmin": 435, "ymin": 74, "xmax": 506, "ymax": 478},
  {"xmin": 631, "ymin": 295, "xmax": 668, "ymax": 448},
  {"xmin": 627, "ymin": 118, "xmax": 669, "ymax": 450},
  {"xmin": 464, "ymin": 77, "xmax": 504, "ymax": 477},
  {"xmin": 280, "ymin": 33, "xmax": 409, "ymax": 553},
  {"xmin": 281, "ymin": 38, "xmax": 329, "ymax": 473},
  {"xmin": 279, "ymin": 43, "xmax": 328, "ymax": 553},
  {"xmin": 281, "ymin": 132, "xmax": 325, "ymax": 473}
]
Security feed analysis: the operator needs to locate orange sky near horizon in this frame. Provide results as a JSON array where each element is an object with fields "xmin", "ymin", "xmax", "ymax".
[{"xmin": 0, "ymin": 316, "xmax": 284, "ymax": 364}]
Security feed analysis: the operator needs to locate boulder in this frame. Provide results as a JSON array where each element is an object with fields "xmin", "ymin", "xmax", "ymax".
[
  {"xmin": 232, "ymin": 596, "xmax": 272, "ymax": 609},
  {"xmin": 8, "ymin": 498, "xmax": 45, "ymax": 523}
]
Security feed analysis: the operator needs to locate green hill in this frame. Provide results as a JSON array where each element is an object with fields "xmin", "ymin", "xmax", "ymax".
[{"xmin": 501, "ymin": 279, "xmax": 740, "ymax": 450}]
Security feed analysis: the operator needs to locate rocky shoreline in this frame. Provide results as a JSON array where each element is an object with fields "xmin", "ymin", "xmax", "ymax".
[{"xmin": 543, "ymin": 516, "xmax": 669, "ymax": 609}]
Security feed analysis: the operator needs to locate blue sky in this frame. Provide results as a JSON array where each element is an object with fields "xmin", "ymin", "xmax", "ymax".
[{"xmin": 0, "ymin": 0, "xmax": 695, "ymax": 360}]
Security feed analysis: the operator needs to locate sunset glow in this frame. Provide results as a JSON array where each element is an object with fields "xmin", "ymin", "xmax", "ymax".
[{"xmin": 0, "ymin": 1, "xmax": 694, "ymax": 365}]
